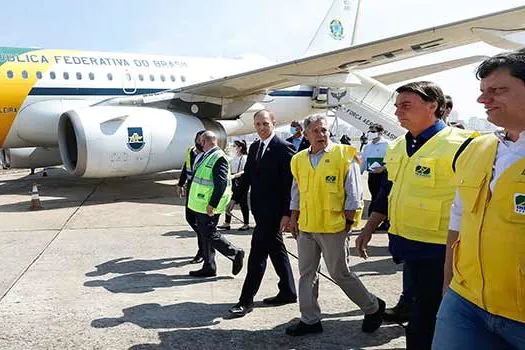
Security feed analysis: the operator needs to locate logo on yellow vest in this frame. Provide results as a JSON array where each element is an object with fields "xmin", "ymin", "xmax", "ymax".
[
  {"xmin": 514, "ymin": 193, "xmax": 525, "ymax": 215},
  {"xmin": 325, "ymin": 175, "xmax": 336, "ymax": 184},
  {"xmin": 415, "ymin": 165, "xmax": 431, "ymax": 177}
]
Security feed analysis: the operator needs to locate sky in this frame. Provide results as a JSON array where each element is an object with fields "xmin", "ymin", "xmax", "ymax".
[{"xmin": 2, "ymin": 0, "xmax": 524, "ymax": 121}]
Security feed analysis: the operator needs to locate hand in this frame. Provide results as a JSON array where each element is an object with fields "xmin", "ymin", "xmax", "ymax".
[
  {"xmin": 289, "ymin": 218, "xmax": 299, "ymax": 239},
  {"xmin": 279, "ymin": 216, "xmax": 290, "ymax": 233},
  {"xmin": 177, "ymin": 185, "xmax": 186, "ymax": 198},
  {"xmin": 206, "ymin": 205, "xmax": 215, "ymax": 216},
  {"xmin": 355, "ymin": 229, "xmax": 372, "ymax": 259},
  {"xmin": 371, "ymin": 165, "xmax": 385, "ymax": 174}
]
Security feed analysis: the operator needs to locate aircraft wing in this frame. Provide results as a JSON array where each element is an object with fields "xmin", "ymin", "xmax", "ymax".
[
  {"xmin": 99, "ymin": 5, "xmax": 525, "ymax": 118},
  {"xmin": 371, "ymin": 55, "xmax": 489, "ymax": 85}
]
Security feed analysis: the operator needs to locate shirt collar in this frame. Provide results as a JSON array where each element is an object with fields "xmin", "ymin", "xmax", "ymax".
[
  {"xmin": 495, "ymin": 129, "xmax": 525, "ymax": 145},
  {"xmin": 309, "ymin": 141, "xmax": 335, "ymax": 155},
  {"xmin": 406, "ymin": 119, "xmax": 446, "ymax": 143},
  {"xmin": 260, "ymin": 132, "xmax": 275, "ymax": 147}
]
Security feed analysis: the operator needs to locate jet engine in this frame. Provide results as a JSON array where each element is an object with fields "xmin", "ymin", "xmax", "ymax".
[{"xmin": 57, "ymin": 106, "xmax": 226, "ymax": 178}]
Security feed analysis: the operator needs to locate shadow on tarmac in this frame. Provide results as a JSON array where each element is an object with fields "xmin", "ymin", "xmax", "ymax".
[
  {"xmin": 86, "ymin": 256, "xmax": 195, "ymax": 277},
  {"xmin": 352, "ymin": 258, "xmax": 403, "ymax": 277},
  {"xmin": 91, "ymin": 302, "xmax": 228, "ymax": 329},
  {"xmin": 0, "ymin": 168, "xmax": 184, "ymax": 212},
  {"xmin": 84, "ymin": 272, "xmax": 233, "ymax": 293},
  {"xmin": 126, "ymin": 316, "xmax": 405, "ymax": 349}
]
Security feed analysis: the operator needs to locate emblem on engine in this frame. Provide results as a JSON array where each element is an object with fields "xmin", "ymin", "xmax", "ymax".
[
  {"xmin": 127, "ymin": 127, "xmax": 145, "ymax": 151},
  {"xmin": 329, "ymin": 19, "xmax": 344, "ymax": 40}
]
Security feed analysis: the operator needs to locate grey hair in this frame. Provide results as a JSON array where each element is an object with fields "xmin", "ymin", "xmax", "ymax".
[
  {"xmin": 303, "ymin": 114, "xmax": 327, "ymax": 131},
  {"xmin": 201, "ymin": 130, "xmax": 217, "ymax": 144}
]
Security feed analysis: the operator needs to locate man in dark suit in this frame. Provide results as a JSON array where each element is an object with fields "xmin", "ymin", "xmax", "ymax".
[
  {"xmin": 228, "ymin": 109, "xmax": 297, "ymax": 317},
  {"xmin": 286, "ymin": 120, "xmax": 310, "ymax": 152},
  {"xmin": 177, "ymin": 130, "xmax": 205, "ymax": 264}
]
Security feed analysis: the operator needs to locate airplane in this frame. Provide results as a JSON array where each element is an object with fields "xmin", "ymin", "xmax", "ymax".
[{"xmin": 0, "ymin": 0, "xmax": 524, "ymax": 178}]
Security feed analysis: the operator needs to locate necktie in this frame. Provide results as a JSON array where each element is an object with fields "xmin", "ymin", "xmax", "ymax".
[{"xmin": 256, "ymin": 141, "xmax": 264, "ymax": 161}]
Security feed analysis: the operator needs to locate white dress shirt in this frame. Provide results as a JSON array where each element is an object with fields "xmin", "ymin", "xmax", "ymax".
[{"xmin": 449, "ymin": 130, "xmax": 525, "ymax": 231}]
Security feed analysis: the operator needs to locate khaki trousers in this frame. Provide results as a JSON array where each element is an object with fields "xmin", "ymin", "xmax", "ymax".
[{"xmin": 297, "ymin": 230, "xmax": 379, "ymax": 324}]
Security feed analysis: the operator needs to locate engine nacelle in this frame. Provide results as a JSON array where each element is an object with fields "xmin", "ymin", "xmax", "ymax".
[
  {"xmin": 57, "ymin": 106, "xmax": 226, "ymax": 178},
  {"xmin": 1, "ymin": 147, "xmax": 62, "ymax": 168}
]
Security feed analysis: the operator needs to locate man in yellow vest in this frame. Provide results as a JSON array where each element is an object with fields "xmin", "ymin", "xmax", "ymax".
[
  {"xmin": 356, "ymin": 81, "xmax": 477, "ymax": 349},
  {"xmin": 177, "ymin": 130, "xmax": 205, "ymax": 264},
  {"xmin": 188, "ymin": 131, "xmax": 245, "ymax": 277},
  {"xmin": 286, "ymin": 114, "xmax": 385, "ymax": 336},
  {"xmin": 433, "ymin": 51, "xmax": 525, "ymax": 349}
]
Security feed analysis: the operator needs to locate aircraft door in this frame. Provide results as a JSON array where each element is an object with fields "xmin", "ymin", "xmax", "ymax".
[{"xmin": 122, "ymin": 69, "xmax": 137, "ymax": 95}]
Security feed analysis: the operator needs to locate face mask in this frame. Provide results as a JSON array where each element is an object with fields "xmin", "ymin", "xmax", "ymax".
[
  {"xmin": 195, "ymin": 143, "xmax": 203, "ymax": 152},
  {"xmin": 367, "ymin": 132, "xmax": 379, "ymax": 139},
  {"xmin": 290, "ymin": 127, "xmax": 297, "ymax": 135}
]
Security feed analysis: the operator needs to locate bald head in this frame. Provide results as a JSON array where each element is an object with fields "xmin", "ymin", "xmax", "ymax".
[{"xmin": 201, "ymin": 130, "xmax": 218, "ymax": 151}]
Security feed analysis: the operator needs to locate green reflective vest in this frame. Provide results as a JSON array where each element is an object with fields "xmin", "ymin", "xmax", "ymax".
[{"xmin": 188, "ymin": 148, "xmax": 232, "ymax": 214}]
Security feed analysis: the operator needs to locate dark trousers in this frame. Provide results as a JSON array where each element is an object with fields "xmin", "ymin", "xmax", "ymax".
[
  {"xmin": 367, "ymin": 172, "xmax": 384, "ymax": 216},
  {"xmin": 225, "ymin": 192, "xmax": 250, "ymax": 225},
  {"xmin": 398, "ymin": 263, "xmax": 414, "ymax": 305},
  {"xmin": 405, "ymin": 256, "xmax": 445, "ymax": 350},
  {"xmin": 238, "ymin": 219, "xmax": 297, "ymax": 305},
  {"xmin": 195, "ymin": 212, "xmax": 240, "ymax": 272},
  {"xmin": 185, "ymin": 194, "xmax": 203, "ymax": 258}
]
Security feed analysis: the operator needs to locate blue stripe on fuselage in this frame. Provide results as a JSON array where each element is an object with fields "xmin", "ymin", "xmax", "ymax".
[{"xmin": 28, "ymin": 87, "xmax": 321, "ymax": 97}]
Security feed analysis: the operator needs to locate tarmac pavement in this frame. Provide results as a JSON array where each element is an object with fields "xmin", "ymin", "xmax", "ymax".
[{"xmin": 0, "ymin": 168, "xmax": 406, "ymax": 349}]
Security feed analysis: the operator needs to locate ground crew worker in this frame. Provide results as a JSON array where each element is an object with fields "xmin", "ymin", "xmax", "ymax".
[
  {"xmin": 356, "ymin": 81, "xmax": 477, "ymax": 349},
  {"xmin": 434, "ymin": 51, "xmax": 525, "ymax": 349},
  {"xmin": 187, "ymin": 130, "xmax": 244, "ymax": 277},
  {"xmin": 177, "ymin": 130, "xmax": 205, "ymax": 264},
  {"xmin": 286, "ymin": 114, "xmax": 385, "ymax": 336}
]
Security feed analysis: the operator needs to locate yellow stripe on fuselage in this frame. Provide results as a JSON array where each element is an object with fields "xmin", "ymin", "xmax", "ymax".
[{"xmin": 0, "ymin": 49, "xmax": 70, "ymax": 147}]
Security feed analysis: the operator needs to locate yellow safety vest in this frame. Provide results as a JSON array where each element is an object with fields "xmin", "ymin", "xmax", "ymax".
[
  {"xmin": 185, "ymin": 146, "xmax": 195, "ymax": 176},
  {"xmin": 385, "ymin": 127, "xmax": 476, "ymax": 244},
  {"xmin": 291, "ymin": 144, "xmax": 357, "ymax": 233},
  {"xmin": 450, "ymin": 134, "xmax": 525, "ymax": 323}
]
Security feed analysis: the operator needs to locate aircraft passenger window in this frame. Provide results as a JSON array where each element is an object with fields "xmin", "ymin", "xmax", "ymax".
[
  {"xmin": 170, "ymin": 75, "xmax": 176, "ymax": 82},
  {"xmin": 76, "ymin": 72, "xmax": 82, "ymax": 80},
  {"xmin": 36, "ymin": 71, "xmax": 43, "ymax": 79},
  {"xmin": 138, "ymin": 74, "xmax": 144, "ymax": 81},
  {"xmin": 107, "ymin": 73, "xmax": 113, "ymax": 81},
  {"xmin": 50, "ymin": 71, "xmax": 56, "ymax": 80},
  {"xmin": 89, "ymin": 72, "xmax": 95, "ymax": 80},
  {"xmin": 160, "ymin": 74, "xmax": 166, "ymax": 82},
  {"xmin": 63, "ymin": 72, "xmax": 69, "ymax": 80},
  {"xmin": 125, "ymin": 73, "xmax": 132, "ymax": 81},
  {"xmin": 6, "ymin": 70, "xmax": 14, "ymax": 79},
  {"xmin": 22, "ymin": 71, "xmax": 29, "ymax": 79},
  {"xmin": 150, "ymin": 74, "xmax": 155, "ymax": 82},
  {"xmin": 181, "ymin": 75, "xmax": 186, "ymax": 83}
]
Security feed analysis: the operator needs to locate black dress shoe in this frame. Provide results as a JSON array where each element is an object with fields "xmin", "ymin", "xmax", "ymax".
[
  {"xmin": 189, "ymin": 269, "xmax": 216, "ymax": 277},
  {"xmin": 190, "ymin": 256, "xmax": 204, "ymax": 264},
  {"xmin": 228, "ymin": 303, "xmax": 253, "ymax": 318},
  {"xmin": 285, "ymin": 321, "xmax": 323, "ymax": 336},
  {"xmin": 263, "ymin": 294, "xmax": 297, "ymax": 306},
  {"xmin": 383, "ymin": 300, "xmax": 412, "ymax": 323},
  {"xmin": 232, "ymin": 250, "xmax": 245, "ymax": 275},
  {"xmin": 362, "ymin": 297, "xmax": 385, "ymax": 333}
]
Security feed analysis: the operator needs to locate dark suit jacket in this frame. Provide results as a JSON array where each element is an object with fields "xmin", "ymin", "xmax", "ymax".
[
  {"xmin": 286, "ymin": 135, "xmax": 310, "ymax": 152},
  {"xmin": 243, "ymin": 136, "xmax": 295, "ymax": 223}
]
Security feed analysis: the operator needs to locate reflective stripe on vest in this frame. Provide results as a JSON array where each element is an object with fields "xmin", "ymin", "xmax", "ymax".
[
  {"xmin": 385, "ymin": 127, "xmax": 476, "ymax": 244},
  {"xmin": 291, "ymin": 144, "xmax": 356, "ymax": 233},
  {"xmin": 188, "ymin": 148, "xmax": 232, "ymax": 214},
  {"xmin": 450, "ymin": 134, "xmax": 525, "ymax": 323}
]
